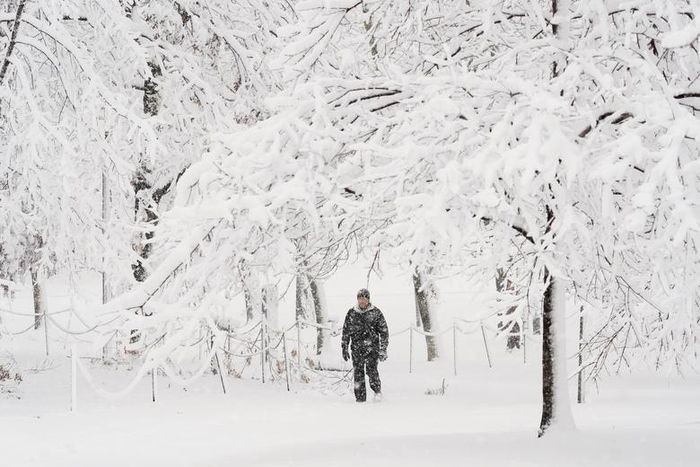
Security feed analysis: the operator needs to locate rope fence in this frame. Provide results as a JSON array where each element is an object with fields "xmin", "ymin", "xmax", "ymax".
[{"xmin": 66, "ymin": 312, "xmax": 534, "ymax": 412}]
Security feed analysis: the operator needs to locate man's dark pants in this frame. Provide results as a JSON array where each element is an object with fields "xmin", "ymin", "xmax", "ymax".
[{"xmin": 352, "ymin": 352, "xmax": 381, "ymax": 402}]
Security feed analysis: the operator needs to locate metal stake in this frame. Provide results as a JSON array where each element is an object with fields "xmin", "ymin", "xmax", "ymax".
[
  {"xmin": 282, "ymin": 331, "xmax": 290, "ymax": 392},
  {"xmin": 215, "ymin": 351, "xmax": 227, "ymax": 394},
  {"xmin": 480, "ymin": 322, "xmax": 492, "ymax": 368}
]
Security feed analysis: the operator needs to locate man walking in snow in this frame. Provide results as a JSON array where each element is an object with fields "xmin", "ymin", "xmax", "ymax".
[{"xmin": 341, "ymin": 288, "xmax": 389, "ymax": 402}]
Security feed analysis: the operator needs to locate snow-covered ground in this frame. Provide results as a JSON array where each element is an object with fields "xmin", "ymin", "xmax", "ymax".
[
  {"xmin": 2, "ymin": 353, "xmax": 699, "ymax": 467},
  {"xmin": 2, "ymin": 266, "xmax": 700, "ymax": 466}
]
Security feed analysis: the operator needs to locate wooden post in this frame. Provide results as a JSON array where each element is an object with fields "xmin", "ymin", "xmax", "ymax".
[
  {"xmin": 282, "ymin": 331, "xmax": 291, "ymax": 392},
  {"xmin": 151, "ymin": 367, "xmax": 157, "ymax": 402},
  {"xmin": 44, "ymin": 310, "xmax": 49, "ymax": 356},
  {"xmin": 215, "ymin": 351, "xmax": 227, "ymax": 394},
  {"xmin": 409, "ymin": 327, "xmax": 413, "ymax": 374},
  {"xmin": 71, "ymin": 344, "xmax": 77, "ymax": 412},
  {"xmin": 480, "ymin": 322, "xmax": 492, "ymax": 368},
  {"xmin": 577, "ymin": 305, "xmax": 585, "ymax": 404},
  {"xmin": 226, "ymin": 333, "xmax": 232, "ymax": 374}
]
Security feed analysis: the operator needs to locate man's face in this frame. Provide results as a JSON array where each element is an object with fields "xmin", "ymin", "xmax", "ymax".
[{"xmin": 357, "ymin": 296, "xmax": 369, "ymax": 309}]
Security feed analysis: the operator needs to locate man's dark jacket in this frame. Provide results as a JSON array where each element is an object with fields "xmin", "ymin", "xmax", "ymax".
[{"xmin": 341, "ymin": 305, "xmax": 389, "ymax": 360}]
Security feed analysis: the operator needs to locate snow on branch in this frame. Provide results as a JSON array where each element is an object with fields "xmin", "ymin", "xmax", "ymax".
[{"xmin": 661, "ymin": 16, "xmax": 700, "ymax": 48}]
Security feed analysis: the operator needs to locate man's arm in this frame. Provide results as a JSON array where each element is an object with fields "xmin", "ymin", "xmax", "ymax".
[
  {"xmin": 341, "ymin": 311, "xmax": 352, "ymax": 361},
  {"xmin": 377, "ymin": 310, "xmax": 389, "ymax": 359}
]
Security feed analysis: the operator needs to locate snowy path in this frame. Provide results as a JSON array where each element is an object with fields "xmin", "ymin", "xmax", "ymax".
[{"xmin": 2, "ymin": 357, "xmax": 699, "ymax": 467}]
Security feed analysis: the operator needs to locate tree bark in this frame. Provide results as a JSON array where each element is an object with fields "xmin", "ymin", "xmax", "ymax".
[
  {"xmin": 295, "ymin": 273, "xmax": 308, "ymax": 321},
  {"xmin": 538, "ymin": 267, "xmax": 555, "ymax": 435},
  {"xmin": 30, "ymin": 266, "xmax": 47, "ymax": 331},
  {"xmin": 538, "ymin": 271, "xmax": 574, "ymax": 436},
  {"xmin": 413, "ymin": 270, "xmax": 439, "ymax": 361},
  {"xmin": 309, "ymin": 278, "xmax": 327, "ymax": 355},
  {"xmin": 538, "ymin": 0, "xmax": 575, "ymax": 437},
  {"xmin": 0, "ymin": 0, "xmax": 26, "ymax": 88},
  {"xmin": 242, "ymin": 262, "xmax": 261, "ymax": 323},
  {"xmin": 131, "ymin": 61, "xmax": 163, "ymax": 283},
  {"xmin": 262, "ymin": 284, "xmax": 278, "ymax": 328},
  {"xmin": 495, "ymin": 268, "xmax": 521, "ymax": 350}
]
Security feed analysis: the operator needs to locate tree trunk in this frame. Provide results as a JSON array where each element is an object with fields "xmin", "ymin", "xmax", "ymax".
[
  {"xmin": 262, "ymin": 284, "xmax": 279, "ymax": 329},
  {"xmin": 577, "ymin": 305, "xmax": 585, "ymax": 404},
  {"xmin": 0, "ymin": 0, "xmax": 26, "ymax": 88},
  {"xmin": 495, "ymin": 268, "xmax": 521, "ymax": 350},
  {"xmin": 538, "ymin": 0, "xmax": 575, "ymax": 437},
  {"xmin": 538, "ymin": 271, "xmax": 575, "ymax": 437},
  {"xmin": 131, "ymin": 61, "xmax": 163, "ymax": 283},
  {"xmin": 295, "ymin": 273, "xmax": 308, "ymax": 321},
  {"xmin": 309, "ymin": 278, "xmax": 327, "ymax": 355},
  {"xmin": 30, "ymin": 266, "xmax": 47, "ymax": 330},
  {"xmin": 101, "ymin": 172, "xmax": 111, "ymax": 303},
  {"xmin": 413, "ymin": 270, "xmax": 439, "ymax": 361},
  {"xmin": 242, "ymin": 263, "xmax": 261, "ymax": 323}
]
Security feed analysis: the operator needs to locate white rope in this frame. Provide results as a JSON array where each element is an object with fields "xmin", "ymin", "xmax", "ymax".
[
  {"xmin": 298, "ymin": 319, "xmax": 334, "ymax": 331},
  {"xmin": 0, "ymin": 306, "xmax": 71, "ymax": 317},
  {"xmin": 390, "ymin": 327, "xmax": 411, "ymax": 337},
  {"xmin": 411, "ymin": 326, "xmax": 453, "ymax": 337},
  {"xmin": 224, "ymin": 320, "xmax": 262, "ymax": 337},
  {"xmin": 75, "ymin": 344, "xmax": 218, "ymax": 400},
  {"xmin": 455, "ymin": 323, "xmax": 482, "ymax": 335},
  {"xmin": 75, "ymin": 356, "xmax": 154, "ymax": 400},
  {"xmin": 47, "ymin": 312, "xmax": 122, "ymax": 335},
  {"xmin": 3, "ymin": 321, "xmax": 37, "ymax": 335},
  {"xmin": 157, "ymin": 346, "xmax": 218, "ymax": 388}
]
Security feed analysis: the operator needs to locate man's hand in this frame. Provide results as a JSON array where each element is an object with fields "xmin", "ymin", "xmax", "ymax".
[
  {"xmin": 379, "ymin": 350, "xmax": 387, "ymax": 362},
  {"xmin": 342, "ymin": 347, "xmax": 350, "ymax": 362}
]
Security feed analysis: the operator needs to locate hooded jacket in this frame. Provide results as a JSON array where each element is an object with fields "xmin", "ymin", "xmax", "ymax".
[{"xmin": 341, "ymin": 304, "xmax": 389, "ymax": 359}]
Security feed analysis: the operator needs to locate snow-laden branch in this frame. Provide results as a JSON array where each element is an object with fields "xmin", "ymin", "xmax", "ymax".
[{"xmin": 0, "ymin": 0, "xmax": 27, "ymax": 87}]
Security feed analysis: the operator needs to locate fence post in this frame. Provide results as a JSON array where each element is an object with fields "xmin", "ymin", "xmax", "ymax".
[
  {"xmin": 409, "ymin": 327, "xmax": 413, "ymax": 374},
  {"xmin": 151, "ymin": 367, "xmax": 157, "ymax": 402},
  {"xmin": 452, "ymin": 322, "xmax": 457, "ymax": 376},
  {"xmin": 282, "ymin": 331, "xmax": 290, "ymax": 392},
  {"xmin": 215, "ymin": 351, "xmax": 227, "ymax": 394},
  {"xmin": 71, "ymin": 344, "xmax": 77, "ymax": 412},
  {"xmin": 261, "ymin": 319, "xmax": 267, "ymax": 384},
  {"xmin": 44, "ymin": 311, "xmax": 50, "ymax": 356},
  {"xmin": 480, "ymin": 322, "xmax": 492, "ymax": 368},
  {"xmin": 577, "ymin": 305, "xmax": 585, "ymax": 404}
]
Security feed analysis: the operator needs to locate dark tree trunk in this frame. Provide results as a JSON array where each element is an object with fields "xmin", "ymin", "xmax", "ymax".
[
  {"xmin": 495, "ymin": 268, "xmax": 521, "ymax": 350},
  {"xmin": 244, "ymin": 286, "xmax": 256, "ymax": 323},
  {"xmin": 538, "ymin": 0, "xmax": 575, "ymax": 438},
  {"xmin": 30, "ymin": 267, "xmax": 43, "ymax": 330},
  {"xmin": 309, "ymin": 278, "xmax": 326, "ymax": 355},
  {"xmin": 538, "ymin": 267, "xmax": 555, "ymax": 437},
  {"xmin": 577, "ymin": 305, "xmax": 585, "ymax": 404},
  {"xmin": 413, "ymin": 271, "xmax": 439, "ymax": 361},
  {"xmin": 0, "ymin": 0, "xmax": 26, "ymax": 88},
  {"xmin": 261, "ymin": 284, "xmax": 278, "ymax": 326},
  {"xmin": 29, "ymin": 235, "xmax": 45, "ymax": 330},
  {"xmin": 295, "ymin": 273, "xmax": 307, "ymax": 320},
  {"xmin": 241, "ymin": 261, "xmax": 260, "ymax": 323},
  {"xmin": 131, "ymin": 61, "xmax": 163, "ymax": 283}
]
